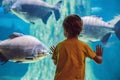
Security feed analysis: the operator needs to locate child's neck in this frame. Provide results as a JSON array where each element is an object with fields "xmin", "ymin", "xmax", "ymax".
[{"xmin": 67, "ymin": 36, "xmax": 78, "ymax": 39}]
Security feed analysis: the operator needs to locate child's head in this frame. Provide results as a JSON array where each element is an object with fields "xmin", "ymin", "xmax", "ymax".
[{"xmin": 62, "ymin": 14, "xmax": 83, "ymax": 38}]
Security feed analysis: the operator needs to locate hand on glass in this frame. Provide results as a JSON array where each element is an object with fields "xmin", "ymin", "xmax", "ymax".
[
  {"xmin": 50, "ymin": 46, "xmax": 56, "ymax": 54},
  {"xmin": 95, "ymin": 45, "xmax": 103, "ymax": 56}
]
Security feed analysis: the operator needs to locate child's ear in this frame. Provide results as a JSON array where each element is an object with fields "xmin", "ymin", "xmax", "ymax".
[{"xmin": 64, "ymin": 31, "xmax": 68, "ymax": 37}]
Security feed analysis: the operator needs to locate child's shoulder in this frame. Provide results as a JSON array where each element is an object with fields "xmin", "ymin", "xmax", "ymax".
[
  {"xmin": 56, "ymin": 39, "xmax": 68, "ymax": 47},
  {"xmin": 56, "ymin": 40, "xmax": 65, "ymax": 46},
  {"xmin": 78, "ymin": 39, "xmax": 89, "ymax": 46}
]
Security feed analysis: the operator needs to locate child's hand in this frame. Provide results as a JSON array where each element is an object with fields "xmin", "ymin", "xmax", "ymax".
[
  {"xmin": 95, "ymin": 45, "xmax": 103, "ymax": 56},
  {"xmin": 50, "ymin": 46, "xmax": 56, "ymax": 54}
]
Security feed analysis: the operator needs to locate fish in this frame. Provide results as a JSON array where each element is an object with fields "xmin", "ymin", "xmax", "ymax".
[
  {"xmin": 1, "ymin": 0, "xmax": 17, "ymax": 13},
  {"xmin": 0, "ymin": 32, "xmax": 49, "ymax": 65},
  {"xmin": 79, "ymin": 16, "xmax": 120, "ymax": 44},
  {"xmin": 10, "ymin": 0, "xmax": 62, "ymax": 24}
]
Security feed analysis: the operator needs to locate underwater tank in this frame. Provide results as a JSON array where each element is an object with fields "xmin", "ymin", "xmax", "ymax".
[{"xmin": 0, "ymin": 0, "xmax": 120, "ymax": 80}]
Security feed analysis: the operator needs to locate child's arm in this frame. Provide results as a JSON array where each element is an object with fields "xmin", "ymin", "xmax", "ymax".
[{"xmin": 93, "ymin": 45, "xmax": 103, "ymax": 64}]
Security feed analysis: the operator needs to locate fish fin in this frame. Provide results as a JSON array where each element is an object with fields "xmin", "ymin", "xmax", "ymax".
[
  {"xmin": 101, "ymin": 33, "xmax": 112, "ymax": 45},
  {"xmin": 20, "ymin": 12, "xmax": 27, "ymax": 15},
  {"xmin": 30, "ymin": 21, "xmax": 35, "ymax": 24},
  {"xmin": 54, "ymin": 1, "xmax": 62, "ymax": 21},
  {"xmin": 0, "ymin": 52, "xmax": 8, "ymax": 65},
  {"xmin": 114, "ymin": 20, "xmax": 120, "ymax": 40},
  {"xmin": 25, "ymin": 57, "xmax": 34, "ymax": 60},
  {"xmin": 54, "ymin": 9, "xmax": 60, "ymax": 21},
  {"xmin": 15, "ymin": 61, "xmax": 23, "ymax": 63},
  {"xmin": 54, "ymin": 1, "xmax": 62, "ymax": 9},
  {"xmin": 9, "ymin": 32, "xmax": 24, "ymax": 39},
  {"xmin": 42, "ymin": 12, "xmax": 52, "ymax": 24}
]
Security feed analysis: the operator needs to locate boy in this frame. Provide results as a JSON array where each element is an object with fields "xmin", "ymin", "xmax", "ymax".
[{"xmin": 50, "ymin": 14, "xmax": 103, "ymax": 80}]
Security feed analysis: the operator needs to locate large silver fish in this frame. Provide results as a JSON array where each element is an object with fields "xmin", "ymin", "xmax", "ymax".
[
  {"xmin": 80, "ymin": 16, "xmax": 120, "ymax": 44},
  {"xmin": 0, "ymin": 32, "xmax": 49, "ymax": 65},
  {"xmin": 10, "ymin": 0, "xmax": 62, "ymax": 24}
]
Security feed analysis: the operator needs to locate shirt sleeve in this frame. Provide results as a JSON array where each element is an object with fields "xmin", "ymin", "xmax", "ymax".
[{"xmin": 84, "ymin": 44, "xmax": 96, "ymax": 59}]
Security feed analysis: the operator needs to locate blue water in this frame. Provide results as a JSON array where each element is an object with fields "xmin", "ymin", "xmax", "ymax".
[{"xmin": 0, "ymin": 0, "xmax": 120, "ymax": 80}]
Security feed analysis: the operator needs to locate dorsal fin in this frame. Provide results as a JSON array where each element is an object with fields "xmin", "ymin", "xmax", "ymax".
[
  {"xmin": 9, "ymin": 32, "xmax": 24, "ymax": 39},
  {"xmin": 25, "ymin": 56, "xmax": 34, "ymax": 60}
]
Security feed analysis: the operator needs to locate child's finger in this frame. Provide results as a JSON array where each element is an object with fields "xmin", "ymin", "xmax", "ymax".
[{"xmin": 50, "ymin": 46, "xmax": 55, "ymax": 52}]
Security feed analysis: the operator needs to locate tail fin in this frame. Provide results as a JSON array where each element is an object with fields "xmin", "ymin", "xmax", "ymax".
[
  {"xmin": 54, "ymin": 1, "xmax": 62, "ymax": 21},
  {"xmin": 114, "ymin": 20, "xmax": 120, "ymax": 40},
  {"xmin": 42, "ymin": 12, "xmax": 52, "ymax": 24},
  {"xmin": 0, "ymin": 52, "xmax": 8, "ymax": 65}
]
